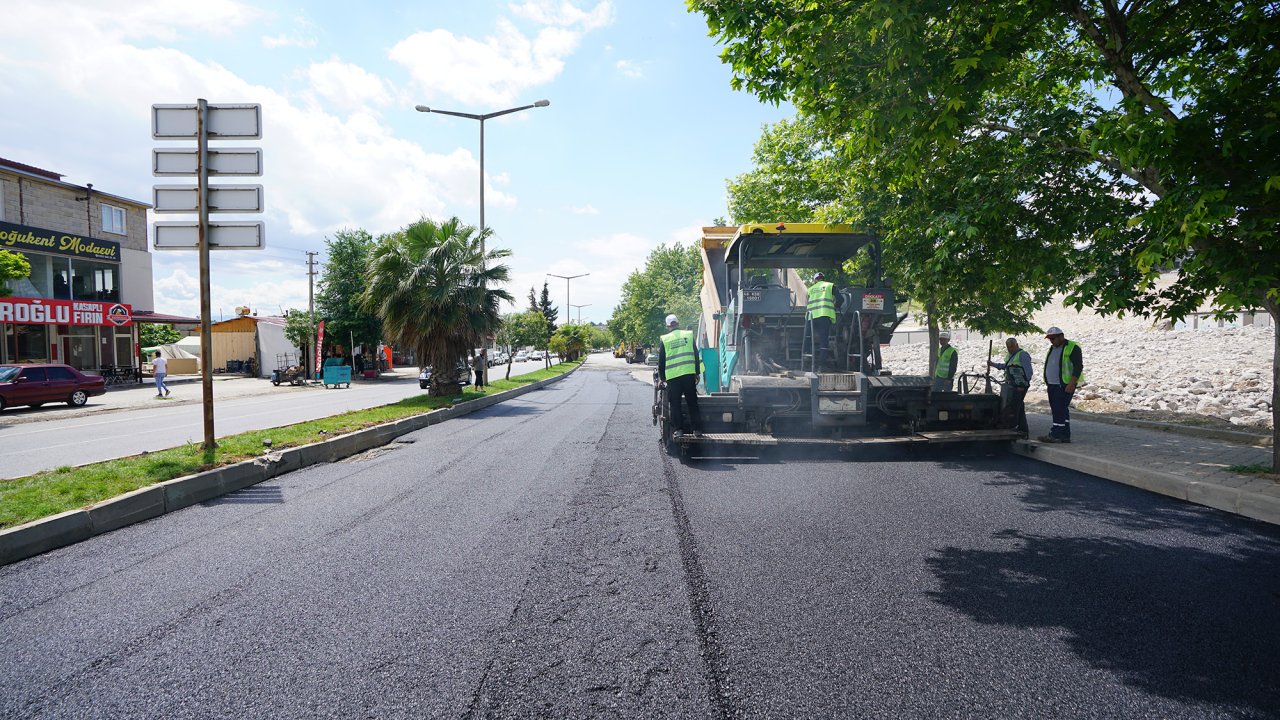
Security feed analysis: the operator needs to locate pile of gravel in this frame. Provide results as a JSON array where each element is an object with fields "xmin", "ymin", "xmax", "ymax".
[{"xmin": 881, "ymin": 296, "xmax": 1275, "ymax": 429}]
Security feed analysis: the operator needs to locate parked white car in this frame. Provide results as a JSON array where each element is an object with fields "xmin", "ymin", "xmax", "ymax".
[
  {"xmin": 529, "ymin": 350, "xmax": 544, "ymax": 361},
  {"xmin": 514, "ymin": 350, "xmax": 529, "ymax": 362}
]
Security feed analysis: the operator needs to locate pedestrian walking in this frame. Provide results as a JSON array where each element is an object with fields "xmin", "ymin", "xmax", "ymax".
[
  {"xmin": 1038, "ymin": 326, "xmax": 1083, "ymax": 443},
  {"xmin": 472, "ymin": 350, "xmax": 486, "ymax": 391},
  {"xmin": 152, "ymin": 352, "xmax": 170, "ymax": 397},
  {"xmin": 989, "ymin": 337, "xmax": 1032, "ymax": 435},
  {"xmin": 658, "ymin": 313, "xmax": 703, "ymax": 436},
  {"xmin": 931, "ymin": 331, "xmax": 958, "ymax": 392},
  {"xmin": 805, "ymin": 272, "xmax": 840, "ymax": 370}
]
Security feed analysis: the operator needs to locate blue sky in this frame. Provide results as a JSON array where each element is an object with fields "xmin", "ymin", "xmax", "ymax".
[{"xmin": 0, "ymin": 0, "xmax": 792, "ymax": 324}]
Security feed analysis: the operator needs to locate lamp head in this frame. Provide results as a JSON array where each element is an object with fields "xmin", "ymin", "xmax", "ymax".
[
  {"xmin": 534, "ymin": 99, "xmax": 550, "ymax": 107},
  {"xmin": 414, "ymin": 105, "xmax": 431, "ymax": 113}
]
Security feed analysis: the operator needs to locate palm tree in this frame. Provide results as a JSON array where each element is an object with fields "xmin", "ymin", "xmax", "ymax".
[{"xmin": 362, "ymin": 217, "xmax": 512, "ymax": 396}]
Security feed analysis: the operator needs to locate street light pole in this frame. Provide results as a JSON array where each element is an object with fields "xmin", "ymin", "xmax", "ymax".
[
  {"xmin": 571, "ymin": 303, "xmax": 591, "ymax": 323},
  {"xmin": 414, "ymin": 99, "xmax": 549, "ymax": 256},
  {"xmin": 547, "ymin": 273, "xmax": 588, "ymax": 325}
]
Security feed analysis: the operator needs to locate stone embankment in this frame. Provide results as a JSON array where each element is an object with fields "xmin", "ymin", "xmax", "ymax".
[{"xmin": 883, "ymin": 298, "xmax": 1275, "ymax": 430}]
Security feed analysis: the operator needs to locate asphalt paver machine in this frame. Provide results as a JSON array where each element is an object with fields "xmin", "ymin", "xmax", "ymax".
[{"xmin": 654, "ymin": 223, "xmax": 1018, "ymax": 456}]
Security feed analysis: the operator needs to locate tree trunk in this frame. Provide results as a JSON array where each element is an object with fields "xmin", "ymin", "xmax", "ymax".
[
  {"xmin": 505, "ymin": 358, "xmax": 513, "ymax": 381},
  {"xmin": 925, "ymin": 302, "xmax": 939, "ymax": 377},
  {"xmin": 1267, "ymin": 298, "xmax": 1279, "ymax": 472}
]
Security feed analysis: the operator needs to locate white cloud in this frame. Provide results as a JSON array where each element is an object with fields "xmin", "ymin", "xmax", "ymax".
[
  {"xmin": 263, "ymin": 33, "xmax": 317, "ymax": 49},
  {"xmin": 389, "ymin": 2, "xmax": 611, "ymax": 107},
  {"xmin": 390, "ymin": 20, "xmax": 579, "ymax": 107},
  {"xmin": 571, "ymin": 204, "xmax": 600, "ymax": 215},
  {"xmin": 305, "ymin": 57, "xmax": 393, "ymax": 113},
  {"xmin": 263, "ymin": 12, "xmax": 318, "ymax": 48},
  {"xmin": 616, "ymin": 59, "xmax": 643, "ymax": 79},
  {"xmin": 509, "ymin": 0, "xmax": 614, "ymax": 30}
]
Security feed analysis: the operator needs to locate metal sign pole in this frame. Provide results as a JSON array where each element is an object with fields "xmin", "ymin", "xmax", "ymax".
[{"xmin": 197, "ymin": 98, "xmax": 215, "ymax": 452}]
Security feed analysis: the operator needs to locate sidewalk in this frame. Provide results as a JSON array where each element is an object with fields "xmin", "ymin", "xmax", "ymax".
[{"xmin": 1014, "ymin": 411, "xmax": 1280, "ymax": 526}]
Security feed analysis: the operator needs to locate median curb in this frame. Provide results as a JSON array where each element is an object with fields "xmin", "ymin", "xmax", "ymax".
[
  {"xmin": 1010, "ymin": 440, "xmax": 1280, "ymax": 527},
  {"xmin": 0, "ymin": 365, "xmax": 580, "ymax": 566}
]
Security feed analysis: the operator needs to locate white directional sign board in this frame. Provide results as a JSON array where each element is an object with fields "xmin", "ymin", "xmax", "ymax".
[
  {"xmin": 152, "ymin": 103, "xmax": 262, "ymax": 140},
  {"xmin": 153, "ymin": 148, "xmax": 263, "ymax": 176},
  {"xmin": 154, "ymin": 221, "xmax": 265, "ymax": 250},
  {"xmin": 153, "ymin": 185, "xmax": 264, "ymax": 213}
]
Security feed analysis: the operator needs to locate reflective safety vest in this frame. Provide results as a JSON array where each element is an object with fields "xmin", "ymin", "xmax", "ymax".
[
  {"xmin": 1004, "ymin": 350, "xmax": 1030, "ymax": 388},
  {"xmin": 1047, "ymin": 339, "xmax": 1084, "ymax": 384},
  {"xmin": 806, "ymin": 281, "xmax": 836, "ymax": 321},
  {"xmin": 935, "ymin": 345, "xmax": 957, "ymax": 378},
  {"xmin": 661, "ymin": 329, "xmax": 697, "ymax": 381}
]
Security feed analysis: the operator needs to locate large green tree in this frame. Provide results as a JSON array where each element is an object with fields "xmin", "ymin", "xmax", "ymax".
[
  {"xmin": 608, "ymin": 243, "xmax": 703, "ymax": 348},
  {"xmin": 362, "ymin": 217, "xmax": 512, "ymax": 395},
  {"xmin": 496, "ymin": 310, "xmax": 548, "ymax": 380},
  {"xmin": 0, "ymin": 249, "xmax": 31, "ymax": 297},
  {"xmin": 316, "ymin": 229, "xmax": 382, "ymax": 360},
  {"xmin": 692, "ymin": 0, "xmax": 1280, "ymax": 466}
]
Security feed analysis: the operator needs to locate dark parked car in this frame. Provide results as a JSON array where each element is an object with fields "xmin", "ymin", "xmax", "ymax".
[
  {"xmin": 418, "ymin": 362, "xmax": 471, "ymax": 390},
  {"xmin": 0, "ymin": 363, "xmax": 107, "ymax": 411}
]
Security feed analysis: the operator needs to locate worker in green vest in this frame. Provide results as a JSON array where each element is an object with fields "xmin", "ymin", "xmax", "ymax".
[
  {"xmin": 989, "ymin": 337, "xmax": 1032, "ymax": 435},
  {"xmin": 806, "ymin": 272, "xmax": 840, "ymax": 371},
  {"xmin": 931, "ymin": 331, "xmax": 958, "ymax": 392},
  {"xmin": 1038, "ymin": 326, "xmax": 1084, "ymax": 443},
  {"xmin": 658, "ymin": 314, "xmax": 703, "ymax": 436}
]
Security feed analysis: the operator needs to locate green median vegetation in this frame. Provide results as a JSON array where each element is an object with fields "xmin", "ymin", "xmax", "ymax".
[{"xmin": 0, "ymin": 359, "xmax": 583, "ymax": 531}]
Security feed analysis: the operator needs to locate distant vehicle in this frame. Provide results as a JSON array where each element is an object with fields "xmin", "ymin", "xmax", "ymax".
[
  {"xmin": 0, "ymin": 363, "xmax": 107, "ymax": 411},
  {"xmin": 514, "ymin": 350, "xmax": 529, "ymax": 362},
  {"xmin": 418, "ymin": 362, "xmax": 470, "ymax": 390},
  {"xmin": 529, "ymin": 350, "xmax": 544, "ymax": 361},
  {"xmin": 644, "ymin": 352, "xmax": 659, "ymax": 368},
  {"xmin": 488, "ymin": 351, "xmax": 509, "ymax": 367}
]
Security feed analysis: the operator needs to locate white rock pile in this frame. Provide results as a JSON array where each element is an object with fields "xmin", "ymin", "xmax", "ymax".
[{"xmin": 881, "ymin": 296, "xmax": 1275, "ymax": 429}]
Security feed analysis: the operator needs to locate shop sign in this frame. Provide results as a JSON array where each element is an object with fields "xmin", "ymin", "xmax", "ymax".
[
  {"xmin": 0, "ymin": 221, "xmax": 121, "ymax": 262},
  {"xmin": 0, "ymin": 297, "xmax": 133, "ymax": 327}
]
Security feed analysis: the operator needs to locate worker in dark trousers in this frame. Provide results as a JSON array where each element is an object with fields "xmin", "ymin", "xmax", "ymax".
[
  {"xmin": 989, "ymin": 337, "xmax": 1032, "ymax": 435},
  {"xmin": 1039, "ymin": 326, "xmax": 1084, "ymax": 443},
  {"xmin": 806, "ymin": 272, "xmax": 840, "ymax": 371},
  {"xmin": 658, "ymin": 313, "xmax": 703, "ymax": 436},
  {"xmin": 932, "ymin": 331, "xmax": 958, "ymax": 391}
]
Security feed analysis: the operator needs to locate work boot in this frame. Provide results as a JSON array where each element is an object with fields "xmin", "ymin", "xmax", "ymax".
[{"xmin": 1037, "ymin": 434, "xmax": 1061, "ymax": 443}]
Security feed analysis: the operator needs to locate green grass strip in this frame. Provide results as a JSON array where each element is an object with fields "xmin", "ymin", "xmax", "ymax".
[{"xmin": 0, "ymin": 359, "xmax": 583, "ymax": 530}]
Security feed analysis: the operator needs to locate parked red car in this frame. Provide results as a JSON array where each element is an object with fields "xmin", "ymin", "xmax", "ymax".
[{"xmin": 0, "ymin": 363, "xmax": 107, "ymax": 411}]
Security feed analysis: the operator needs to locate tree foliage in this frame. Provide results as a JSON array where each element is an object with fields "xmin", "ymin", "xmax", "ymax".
[
  {"xmin": 0, "ymin": 249, "xmax": 31, "ymax": 298},
  {"xmin": 139, "ymin": 323, "xmax": 181, "ymax": 348},
  {"xmin": 550, "ymin": 323, "xmax": 591, "ymax": 362},
  {"xmin": 608, "ymin": 243, "xmax": 703, "ymax": 348},
  {"xmin": 283, "ymin": 309, "xmax": 317, "ymax": 368},
  {"xmin": 692, "ymin": 0, "xmax": 1280, "ymax": 464},
  {"xmin": 316, "ymin": 228, "xmax": 382, "ymax": 358},
  {"xmin": 362, "ymin": 217, "xmax": 512, "ymax": 395},
  {"xmin": 497, "ymin": 310, "xmax": 549, "ymax": 380}
]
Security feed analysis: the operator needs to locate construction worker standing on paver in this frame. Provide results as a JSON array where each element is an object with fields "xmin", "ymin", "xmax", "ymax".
[
  {"xmin": 658, "ymin": 314, "xmax": 703, "ymax": 437},
  {"xmin": 989, "ymin": 337, "xmax": 1032, "ymax": 436},
  {"xmin": 932, "ymin": 331, "xmax": 958, "ymax": 392},
  {"xmin": 1039, "ymin": 326, "xmax": 1083, "ymax": 443},
  {"xmin": 806, "ymin": 272, "xmax": 839, "ymax": 371}
]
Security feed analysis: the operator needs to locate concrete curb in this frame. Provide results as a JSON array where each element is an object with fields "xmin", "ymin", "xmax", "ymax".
[
  {"xmin": 1010, "ymin": 440, "xmax": 1280, "ymax": 527},
  {"xmin": 0, "ymin": 365, "xmax": 580, "ymax": 566},
  {"xmin": 1067, "ymin": 411, "xmax": 1273, "ymax": 448}
]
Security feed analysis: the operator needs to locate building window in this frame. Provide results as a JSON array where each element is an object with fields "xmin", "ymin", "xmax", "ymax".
[
  {"xmin": 101, "ymin": 204, "xmax": 126, "ymax": 235},
  {"xmin": 0, "ymin": 180, "xmax": 6, "ymax": 221}
]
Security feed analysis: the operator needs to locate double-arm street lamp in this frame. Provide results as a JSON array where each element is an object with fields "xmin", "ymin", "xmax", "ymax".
[
  {"xmin": 547, "ymin": 272, "xmax": 588, "ymax": 325},
  {"xmin": 414, "ymin": 99, "xmax": 550, "ymax": 256},
  {"xmin": 570, "ymin": 303, "xmax": 591, "ymax": 323}
]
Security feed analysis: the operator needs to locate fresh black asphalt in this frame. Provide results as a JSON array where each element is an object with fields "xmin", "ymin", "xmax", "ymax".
[{"xmin": 2, "ymin": 365, "xmax": 1278, "ymax": 718}]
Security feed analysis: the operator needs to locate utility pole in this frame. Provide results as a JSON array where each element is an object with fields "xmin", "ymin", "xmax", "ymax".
[{"xmin": 306, "ymin": 251, "xmax": 318, "ymax": 378}]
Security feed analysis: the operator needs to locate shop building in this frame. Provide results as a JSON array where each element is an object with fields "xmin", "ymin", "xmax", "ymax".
[{"xmin": 0, "ymin": 157, "xmax": 157, "ymax": 370}]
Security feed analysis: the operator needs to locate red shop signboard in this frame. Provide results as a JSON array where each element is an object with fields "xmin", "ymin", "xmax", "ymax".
[{"xmin": 0, "ymin": 297, "xmax": 133, "ymax": 327}]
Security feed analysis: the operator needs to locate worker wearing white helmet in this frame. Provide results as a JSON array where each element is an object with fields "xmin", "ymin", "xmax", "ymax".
[
  {"xmin": 931, "ymin": 331, "xmax": 958, "ymax": 392},
  {"xmin": 658, "ymin": 313, "xmax": 703, "ymax": 436}
]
